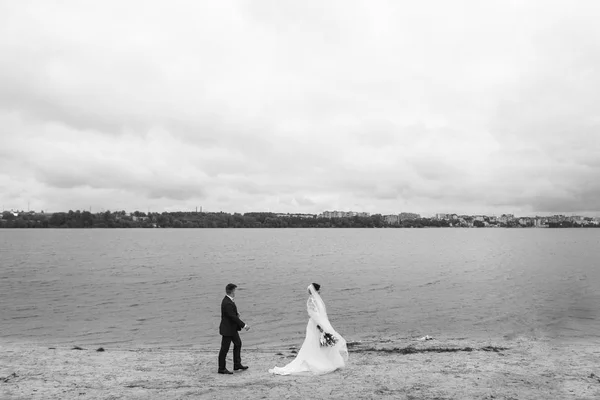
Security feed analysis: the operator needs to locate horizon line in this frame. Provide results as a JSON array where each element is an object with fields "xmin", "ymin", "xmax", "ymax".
[{"xmin": 4, "ymin": 209, "xmax": 600, "ymax": 218}]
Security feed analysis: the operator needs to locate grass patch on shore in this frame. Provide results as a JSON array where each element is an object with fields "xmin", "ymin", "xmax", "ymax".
[{"xmin": 352, "ymin": 345, "xmax": 508, "ymax": 355}]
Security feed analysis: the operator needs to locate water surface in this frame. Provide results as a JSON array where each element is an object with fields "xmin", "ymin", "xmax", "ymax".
[{"xmin": 1, "ymin": 228, "xmax": 598, "ymax": 348}]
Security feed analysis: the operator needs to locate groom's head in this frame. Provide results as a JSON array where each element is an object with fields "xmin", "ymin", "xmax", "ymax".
[{"xmin": 226, "ymin": 283, "xmax": 237, "ymax": 298}]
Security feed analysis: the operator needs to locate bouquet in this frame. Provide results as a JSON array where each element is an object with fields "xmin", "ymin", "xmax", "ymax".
[{"xmin": 316, "ymin": 325, "xmax": 338, "ymax": 347}]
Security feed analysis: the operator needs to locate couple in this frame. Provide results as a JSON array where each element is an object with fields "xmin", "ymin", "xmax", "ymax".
[{"xmin": 218, "ymin": 283, "xmax": 348, "ymax": 375}]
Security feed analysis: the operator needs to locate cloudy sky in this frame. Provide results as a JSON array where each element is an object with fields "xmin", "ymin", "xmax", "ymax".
[{"xmin": 1, "ymin": 1, "xmax": 599, "ymax": 216}]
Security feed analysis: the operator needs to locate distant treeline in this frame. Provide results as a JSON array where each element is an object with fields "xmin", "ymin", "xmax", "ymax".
[
  {"xmin": 0, "ymin": 210, "xmax": 597, "ymax": 228},
  {"xmin": 1, "ymin": 210, "xmax": 446, "ymax": 228}
]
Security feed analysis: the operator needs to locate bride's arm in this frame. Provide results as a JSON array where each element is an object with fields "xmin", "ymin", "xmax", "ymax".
[
  {"xmin": 307, "ymin": 296, "xmax": 322, "ymax": 320},
  {"xmin": 307, "ymin": 296, "xmax": 330, "ymax": 327},
  {"xmin": 307, "ymin": 296, "xmax": 318, "ymax": 314}
]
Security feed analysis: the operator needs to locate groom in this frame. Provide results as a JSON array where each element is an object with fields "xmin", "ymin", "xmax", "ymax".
[{"xmin": 218, "ymin": 283, "xmax": 250, "ymax": 374}]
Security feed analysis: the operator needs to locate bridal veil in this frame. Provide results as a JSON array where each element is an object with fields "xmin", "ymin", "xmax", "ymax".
[{"xmin": 269, "ymin": 284, "xmax": 348, "ymax": 375}]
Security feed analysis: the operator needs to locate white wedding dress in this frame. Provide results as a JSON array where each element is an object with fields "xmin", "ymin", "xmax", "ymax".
[{"xmin": 269, "ymin": 284, "xmax": 348, "ymax": 375}]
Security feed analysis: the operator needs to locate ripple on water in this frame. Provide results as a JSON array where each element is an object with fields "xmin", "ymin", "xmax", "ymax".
[{"xmin": 1, "ymin": 228, "xmax": 599, "ymax": 347}]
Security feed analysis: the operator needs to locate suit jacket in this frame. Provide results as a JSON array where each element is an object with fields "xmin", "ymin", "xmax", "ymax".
[{"xmin": 219, "ymin": 296, "xmax": 245, "ymax": 336}]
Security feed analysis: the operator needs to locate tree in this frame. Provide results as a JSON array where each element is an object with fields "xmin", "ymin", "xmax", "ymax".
[
  {"xmin": 473, "ymin": 220, "xmax": 485, "ymax": 228},
  {"xmin": 81, "ymin": 211, "xmax": 93, "ymax": 227},
  {"xmin": 49, "ymin": 212, "xmax": 67, "ymax": 227},
  {"xmin": 2, "ymin": 211, "xmax": 15, "ymax": 221}
]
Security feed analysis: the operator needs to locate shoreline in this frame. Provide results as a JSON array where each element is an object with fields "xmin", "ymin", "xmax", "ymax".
[
  {"xmin": 2, "ymin": 336, "xmax": 599, "ymax": 399},
  {"xmin": 2, "ymin": 226, "xmax": 600, "ymax": 229}
]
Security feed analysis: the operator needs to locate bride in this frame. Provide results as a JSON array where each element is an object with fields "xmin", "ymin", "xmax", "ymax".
[{"xmin": 269, "ymin": 283, "xmax": 348, "ymax": 375}]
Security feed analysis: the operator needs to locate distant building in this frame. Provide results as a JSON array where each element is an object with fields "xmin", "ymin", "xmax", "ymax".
[
  {"xmin": 518, "ymin": 217, "xmax": 534, "ymax": 227},
  {"xmin": 384, "ymin": 214, "xmax": 399, "ymax": 225},
  {"xmin": 435, "ymin": 213, "xmax": 448, "ymax": 220},
  {"xmin": 399, "ymin": 212, "xmax": 420, "ymax": 221},
  {"xmin": 546, "ymin": 215, "xmax": 566, "ymax": 224},
  {"xmin": 534, "ymin": 217, "xmax": 547, "ymax": 227},
  {"xmin": 320, "ymin": 211, "xmax": 370, "ymax": 218},
  {"xmin": 275, "ymin": 213, "xmax": 315, "ymax": 219},
  {"xmin": 498, "ymin": 214, "xmax": 515, "ymax": 224}
]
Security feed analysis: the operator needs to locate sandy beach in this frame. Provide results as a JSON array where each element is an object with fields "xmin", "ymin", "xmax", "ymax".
[{"xmin": 2, "ymin": 336, "xmax": 599, "ymax": 399}]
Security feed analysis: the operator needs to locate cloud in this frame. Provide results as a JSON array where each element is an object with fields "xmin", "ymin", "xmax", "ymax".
[{"xmin": 1, "ymin": 1, "xmax": 600, "ymax": 215}]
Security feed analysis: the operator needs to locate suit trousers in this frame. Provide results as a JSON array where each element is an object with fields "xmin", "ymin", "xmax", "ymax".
[{"xmin": 218, "ymin": 331, "xmax": 242, "ymax": 370}]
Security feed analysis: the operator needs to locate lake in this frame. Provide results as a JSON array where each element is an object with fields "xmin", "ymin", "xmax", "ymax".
[{"xmin": 1, "ymin": 228, "xmax": 599, "ymax": 349}]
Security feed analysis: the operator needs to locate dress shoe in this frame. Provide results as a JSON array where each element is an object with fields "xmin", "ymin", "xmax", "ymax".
[
  {"xmin": 234, "ymin": 364, "xmax": 248, "ymax": 371},
  {"xmin": 218, "ymin": 369, "xmax": 233, "ymax": 374}
]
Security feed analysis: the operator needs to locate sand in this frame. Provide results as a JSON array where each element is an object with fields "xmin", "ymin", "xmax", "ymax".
[{"xmin": 1, "ymin": 336, "xmax": 599, "ymax": 399}]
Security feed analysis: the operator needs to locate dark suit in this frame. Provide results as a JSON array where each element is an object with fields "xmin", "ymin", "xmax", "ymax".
[{"xmin": 218, "ymin": 295, "xmax": 245, "ymax": 370}]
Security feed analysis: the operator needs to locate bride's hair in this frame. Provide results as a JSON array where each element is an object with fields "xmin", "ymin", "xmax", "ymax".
[{"xmin": 312, "ymin": 283, "xmax": 321, "ymax": 292}]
